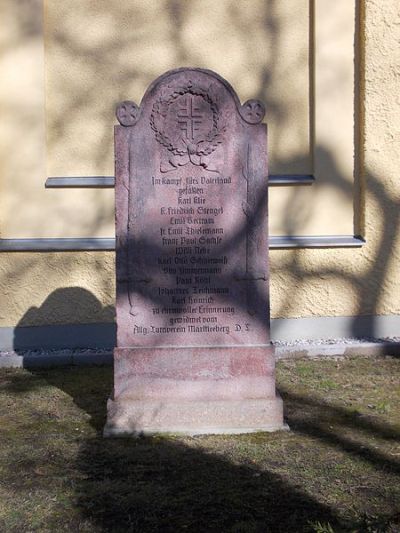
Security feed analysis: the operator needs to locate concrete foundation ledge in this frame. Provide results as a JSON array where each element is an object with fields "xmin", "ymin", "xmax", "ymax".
[
  {"xmin": 1, "ymin": 340, "xmax": 400, "ymax": 368},
  {"xmin": 274, "ymin": 340, "xmax": 400, "ymax": 359},
  {"xmin": 1, "ymin": 315, "xmax": 400, "ymax": 356},
  {"xmin": 0, "ymin": 349, "xmax": 113, "ymax": 369}
]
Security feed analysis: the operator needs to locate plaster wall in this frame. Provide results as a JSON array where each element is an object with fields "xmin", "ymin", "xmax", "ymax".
[
  {"xmin": 0, "ymin": 252, "xmax": 115, "ymax": 328},
  {"xmin": 0, "ymin": 0, "xmax": 355, "ymax": 240},
  {"xmin": 0, "ymin": 0, "xmax": 399, "ymax": 334},
  {"xmin": 271, "ymin": 0, "xmax": 400, "ymax": 324}
]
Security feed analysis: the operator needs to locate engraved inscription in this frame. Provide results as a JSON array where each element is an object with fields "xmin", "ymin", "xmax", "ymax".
[
  {"xmin": 130, "ymin": 170, "xmax": 239, "ymax": 339},
  {"xmin": 118, "ymin": 70, "xmax": 269, "ymax": 347}
]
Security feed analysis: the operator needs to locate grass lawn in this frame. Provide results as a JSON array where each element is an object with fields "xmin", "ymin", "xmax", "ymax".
[{"xmin": 0, "ymin": 355, "xmax": 399, "ymax": 532}]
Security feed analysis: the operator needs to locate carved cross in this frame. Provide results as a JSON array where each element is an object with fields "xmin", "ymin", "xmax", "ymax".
[{"xmin": 177, "ymin": 96, "xmax": 203, "ymax": 140}]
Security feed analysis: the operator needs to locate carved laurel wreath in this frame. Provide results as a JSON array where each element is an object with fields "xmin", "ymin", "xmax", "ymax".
[{"xmin": 150, "ymin": 82, "xmax": 225, "ymax": 156}]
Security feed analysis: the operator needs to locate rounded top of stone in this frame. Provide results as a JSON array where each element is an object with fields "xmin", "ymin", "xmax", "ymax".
[{"xmin": 116, "ymin": 68, "xmax": 266, "ymax": 127}]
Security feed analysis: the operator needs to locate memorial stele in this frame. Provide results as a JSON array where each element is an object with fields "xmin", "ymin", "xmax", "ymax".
[{"xmin": 104, "ymin": 68, "xmax": 285, "ymax": 436}]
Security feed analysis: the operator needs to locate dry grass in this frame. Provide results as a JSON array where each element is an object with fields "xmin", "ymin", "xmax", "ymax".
[{"xmin": 0, "ymin": 355, "xmax": 399, "ymax": 532}]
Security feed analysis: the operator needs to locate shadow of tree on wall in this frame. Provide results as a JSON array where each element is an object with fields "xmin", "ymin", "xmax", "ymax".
[
  {"xmin": 34, "ymin": 0, "xmax": 399, "ymax": 339},
  {"xmin": 13, "ymin": 288, "xmax": 115, "ymax": 351},
  {"xmin": 16, "ymin": 287, "xmax": 114, "ymax": 328},
  {"xmin": 272, "ymin": 143, "xmax": 400, "ymax": 340}
]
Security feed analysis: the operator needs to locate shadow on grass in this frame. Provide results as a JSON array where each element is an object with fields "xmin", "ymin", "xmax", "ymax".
[
  {"xmin": 3, "ymin": 366, "xmax": 345, "ymax": 533},
  {"xmin": 280, "ymin": 386, "xmax": 400, "ymax": 477},
  {"xmin": 72, "ymin": 378, "xmax": 400, "ymax": 533},
  {"xmin": 75, "ymin": 434, "xmax": 340, "ymax": 533},
  {"xmin": 4, "ymin": 364, "xmax": 400, "ymax": 531},
  {"xmin": 281, "ymin": 386, "xmax": 400, "ymax": 441}
]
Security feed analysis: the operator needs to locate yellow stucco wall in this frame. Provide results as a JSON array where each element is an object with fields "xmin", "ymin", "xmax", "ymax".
[
  {"xmin": 45, "ymin": 0, "xmax": 311, "ymax": 180},
  {"xmin": 1, "ymin": 0, "xmax": 356, "ymax": 240},
  {"xmin": 0, "ymin": 0, "xmax": 399, "ymax": 328},
  {"xmin": 271, "ymin": 0, "xmax": 400, "ymax": 320},
  {"xmin": 0, "ymin": 252, "xmax": 115, "ymax": 327}
]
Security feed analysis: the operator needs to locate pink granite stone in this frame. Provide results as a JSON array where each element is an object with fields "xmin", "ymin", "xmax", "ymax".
[{"xmin": 105, "ymin": 68, "xmax": 285, "ymax": 436}]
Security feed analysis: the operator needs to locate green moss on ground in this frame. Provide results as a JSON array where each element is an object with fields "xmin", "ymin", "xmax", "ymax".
[{"xmin": 0, "ymin": 356, "xmax": 399, "ymax": 532}]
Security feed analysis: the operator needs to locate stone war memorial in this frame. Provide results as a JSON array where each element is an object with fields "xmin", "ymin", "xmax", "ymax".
[{"xmin": 104, "ymin": 68, "xmax": 285, "ymax": 436}]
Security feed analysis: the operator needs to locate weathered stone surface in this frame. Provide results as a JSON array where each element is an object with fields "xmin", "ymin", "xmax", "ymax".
[
  {"xmin": 105, "ymin": 68, "xmax": 285, "ymax": 436},
  {"xmin": 104, "ymin": 398, "xmax": 285, "ymax": 437}
]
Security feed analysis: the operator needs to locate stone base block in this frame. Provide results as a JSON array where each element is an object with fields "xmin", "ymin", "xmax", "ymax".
[
  {"xmin": 112, "ymin": 345, "xmax": 277, "ymax": 399},
  {"xmin": 104, "ymin": 345, "xmax": 286, "ymax": 436},
  {"xmin": 104, "ymin": 396, "xmax": 286, "ymax": 437}
]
